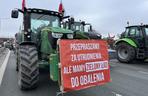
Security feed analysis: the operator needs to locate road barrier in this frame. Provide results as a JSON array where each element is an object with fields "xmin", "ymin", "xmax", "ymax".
[{"xmin": 108, "ymin": 49, "xmax": 116, "ymax": 60}]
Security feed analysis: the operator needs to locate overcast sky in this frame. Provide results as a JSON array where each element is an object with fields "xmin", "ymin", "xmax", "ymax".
[{"xmin": 0, "ymin": 0, "xmax": 148, "ymax": 38}]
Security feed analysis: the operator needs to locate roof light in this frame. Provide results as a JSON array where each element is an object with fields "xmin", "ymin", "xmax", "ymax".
[
  {"xmin": 56, "ymin": 12, "xmax": 59, "ymax": 15},
  {"xmin": 28, "ymin": 29, "xmax": 31, "ymax": 32},
  {"xmin": 27, "ymin": 10, "xmax": 31, "ymax": 12},
  {"xmin": 52, "ymin": 33, "xmax": 63, "ymax": 38},
  {"xmin": 67, "ymin": 34, "xmax": 73, "ymax": 39},
  {"xmin": 38, "ymin": 10, "xmax": 43, "ymax": 13},
  {"xmin": 24, "ymin": 32, "xmax": 27, "ymax": 35},
  {"xmin": 33, "ymin": 10, "xmax": 37, "ymax": 12},
  {"xmin": 27, "ymin": 35, "xmax": 31, "ymax": 38},
  {"xmin": 51, "ymin": 12, "xmax": 54, "ymax": 14},
  {"xmin": 60, "ymin": 14, "xmax": 63, "ymax": 16}
]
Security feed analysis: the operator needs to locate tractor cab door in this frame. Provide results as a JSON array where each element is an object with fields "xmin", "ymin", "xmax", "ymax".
[
  {"xmin": 144, "ymin": 27, "xmax": 148, "ymax": 52},
  {"xmin": 127, "ymin": 27, "xmax": 144, "ymax": 47}
]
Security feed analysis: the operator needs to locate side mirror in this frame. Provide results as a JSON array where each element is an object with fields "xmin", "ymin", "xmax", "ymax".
[
  {"xmin": 63, "ymin": 16, "xmax": 70, "ymax": 19},
  {"xmin": 121, "ymin": 32, "xmax": 125, "ymax": 38},
  {"xmin": 90, "ymin": 25, "xmax": 92, "ymax": 31},
  {"xmin": 70, "ymin": 17, "xmax": 75, "ymax": 24},
  {"xmin": 81, "ymin": 21, "xmax": 85, "ymax": 26},
  {"xmin": 11, "ymin": 10, "xmax": 19, "ymax": 18}
]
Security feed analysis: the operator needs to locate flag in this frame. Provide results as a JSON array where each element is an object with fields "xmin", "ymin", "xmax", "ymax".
[
  {"xmin": 108, "ymin": 33, "xmax": 115, "ymax": 39},
  {"xmin": 22, "ymin": 0, "xmax": 26, "ymax": 11},
  {"xmin": 108, "ymin": 33, "xmax": 111, "ymax": 38},
  {"xmin": 58, "ymin": 0, "xmax": 64, "ymax": 14}
]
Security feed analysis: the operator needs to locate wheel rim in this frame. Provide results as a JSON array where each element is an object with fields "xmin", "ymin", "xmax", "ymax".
[{"xmin": 118, "ymin": 47, "xmax": 129, "ymax": 60}]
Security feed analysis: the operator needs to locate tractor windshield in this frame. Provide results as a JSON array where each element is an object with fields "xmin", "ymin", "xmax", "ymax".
[
  {"xmin": 84, "ymin": 25, "xmax": 91, "ymax": 32},
  {"xmin": 31, "ymin": 13, "xmax": 60, "ymax": 33},
  {"xmin": 72, "ymin": 22, "xmax": 84, "ymax": 32},
  {"xmin": 72, "ymin": 23, "xmax": 91, "ymax": 33}
]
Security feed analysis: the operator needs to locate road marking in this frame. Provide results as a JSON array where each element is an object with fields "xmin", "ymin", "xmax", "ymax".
[
  {"xmin": 0, "ymin": 50, "xmax": 10, "ymax": 86},
  {"xmin": 112, "ymin": 91, "xmax": 123, "ymax": 96},
  {"xmin": 138, "ymin": 71, "xmax": 148, "ymax": 75}
]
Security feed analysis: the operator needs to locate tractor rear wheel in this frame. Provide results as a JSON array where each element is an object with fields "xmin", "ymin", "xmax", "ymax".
[
  {"xmin": 18, "ymin": 45, "xmax": 39, "ymax": 90},
  {"xmin": 116, "ymin": 42, "xmax": 135, "ymax": 63}
]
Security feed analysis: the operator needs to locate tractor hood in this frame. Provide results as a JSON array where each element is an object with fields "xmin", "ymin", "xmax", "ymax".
[
  {"xmin": 40, "ymin": 27, "xmax": 73, "ymax": 54},
  {"xmin": 41, "ymin": 27, "xmax": 73, "ymax": 34}
]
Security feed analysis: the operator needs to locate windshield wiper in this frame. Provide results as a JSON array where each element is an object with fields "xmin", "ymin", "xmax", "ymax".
[{"xmin": 37, "ymin": 14, "xmax": 45, "ymax": 20}]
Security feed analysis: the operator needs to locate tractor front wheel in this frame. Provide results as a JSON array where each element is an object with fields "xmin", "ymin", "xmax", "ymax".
[
  {"xmin": 18, "ymin": 45, "xmax": 39, "ymax": 90},
  {"xmin": 116, "ymin": 42, "xmax": 135, "ymax": 63}
]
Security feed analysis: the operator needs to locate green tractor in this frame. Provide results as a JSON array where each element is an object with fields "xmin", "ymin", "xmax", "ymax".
[
  {"xmin": 11, "ymin": 8, "xmax": 74, "ymax": 90},
  {"xmin": 62, "ymin": 18, "xmax": 102, "ymax": 39},
  {"xmin": 115, "ymin": 25, "xmax": 148, "ymax": 63},
  {"xmin": 11, "ymin": 7, "xmax": 101, "ymax": 90}
]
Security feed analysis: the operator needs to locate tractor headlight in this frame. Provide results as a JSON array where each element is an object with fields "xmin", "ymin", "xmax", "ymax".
[
  {"xmin": 52, "ymin": 33, "xmax": 63, "ymax": 38},
  {"xmin": 67, "ymin": 34, "xmax": 74, "ymax": 39}
]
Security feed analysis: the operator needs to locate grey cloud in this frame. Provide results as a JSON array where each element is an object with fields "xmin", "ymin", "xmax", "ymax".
[{"xmin": 0, "ymin": 0, "xmax": 148, "ymax": 37}]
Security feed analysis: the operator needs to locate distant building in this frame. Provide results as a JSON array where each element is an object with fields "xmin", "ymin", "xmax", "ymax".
[{"xmin": 0, "ymin": 38, "xmax": 14, "ymax": 45}]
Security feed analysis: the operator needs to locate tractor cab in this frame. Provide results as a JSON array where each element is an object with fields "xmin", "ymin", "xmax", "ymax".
[
  {"xmin": 11, "ymin": 8, "xmax": 73, "ymax": 42},
  {"xmin": 70, "ymin": 21, "xmax": 89, "ymax": 32},
  {"xmin": 62, "ymin": 18, "xmax": 92, "ymax": 32},
  {"xmin": 12, "ymin": 8, "xmax": 73, "ymax": 57},
  {"xmin": 72, "ymin": 21, "xmax": 94, "ymax": 33},
  {"xmin": 62, "ymin": 18, "xmax": 101, "ymax": 39},
  {"xmin": 121, "ymin": 26, "xmax": 143, "ymax": 47},
  {"xmin": 121, "ymin": 25, "xmax": 148, "ymax": 50}
]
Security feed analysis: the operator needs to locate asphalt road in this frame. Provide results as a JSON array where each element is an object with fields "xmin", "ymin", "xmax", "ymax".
[
  {"xmin": 0, "ymin": 51, "xmax": 148, "ymax": 96},
  {"xmin": 0, "ymin": 48, "xmax": 7, "ymax": 67}
]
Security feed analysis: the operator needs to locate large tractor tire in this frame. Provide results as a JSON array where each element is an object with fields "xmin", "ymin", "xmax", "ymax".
[
  {"xmin": 116, "ymin": 42, "xmax": 135, "ymax": 63},
  {"xmin": 18, "ymin": 45, "xmax": 39, "ymax": 90}
]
